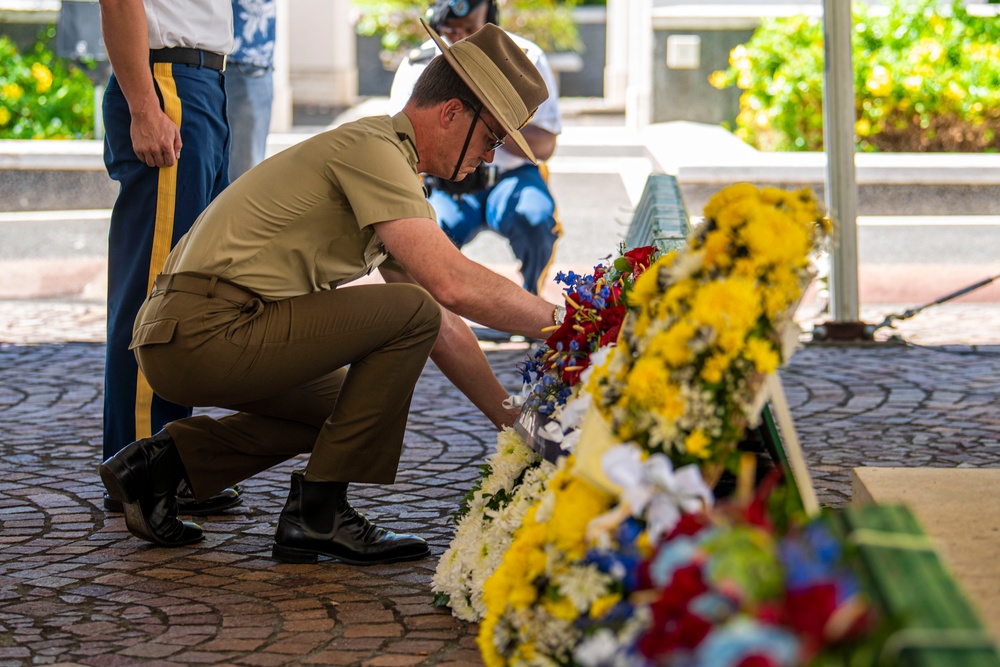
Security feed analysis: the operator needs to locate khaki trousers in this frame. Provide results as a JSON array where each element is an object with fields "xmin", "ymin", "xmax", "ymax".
[{"xmin": 131, "ymin": 273, "xmax": 441, "ymax": 500}]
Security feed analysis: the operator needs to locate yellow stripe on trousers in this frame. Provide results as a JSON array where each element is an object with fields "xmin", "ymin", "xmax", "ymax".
[{"xmin": 134, "ymin": 62, "xmax": 182, "ymax": 440}]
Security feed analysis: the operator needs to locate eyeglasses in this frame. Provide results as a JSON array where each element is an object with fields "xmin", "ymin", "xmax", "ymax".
[{"xmin": 459, "ymin": 99, "xmax": 505, "ymax": 152}]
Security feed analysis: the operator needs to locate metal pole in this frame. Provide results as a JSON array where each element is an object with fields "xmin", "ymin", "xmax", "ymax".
[{"xmin": 822, "ymin": 0, "xmax": 862, "ymax": 331}]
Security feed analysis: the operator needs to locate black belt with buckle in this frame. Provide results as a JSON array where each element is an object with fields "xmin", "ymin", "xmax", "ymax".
[{"xmin": 150, "ymin": 47, "xmax": 227, "ymax": 72}]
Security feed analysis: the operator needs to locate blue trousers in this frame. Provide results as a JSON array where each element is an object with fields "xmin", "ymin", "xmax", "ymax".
[
  {"xmin": 430, "ymin": 163, "xmax": 560, "ymax": 294},
  {"xmin": 102, "ymin": 62, "xmax": 230, "ymax": 460},
  {"xmin": 225, "ymin": 61, "xmax": 273, "ymax": 181}
]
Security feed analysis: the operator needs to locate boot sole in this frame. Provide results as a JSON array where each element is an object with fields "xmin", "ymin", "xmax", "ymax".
[
  {"xmin": 271, "ymin": 543, "xmax": 430, "ymax": 566},
  {"xmin": 100, "ymin": 456, "xmax": 204, "ymax": 548},
  {"xmin": 120, "ymin": 500, "xmax": 204, "ymax": 548}
]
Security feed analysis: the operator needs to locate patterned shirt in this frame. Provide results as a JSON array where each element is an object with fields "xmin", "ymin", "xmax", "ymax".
[{"xmin": 230, "ymin": 0, "xmax": 275, "ymax": 68}]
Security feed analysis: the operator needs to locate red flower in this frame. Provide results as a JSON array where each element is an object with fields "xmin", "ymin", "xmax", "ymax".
[
  {"xmin": 668, "ymin": 512, "xmax": 711, "ymax": 539},
  {"xmin": 737, "ymin": 656, "xmax": 782, "ymax": 667},
  {"xmin": 638, "ymin": 609, "xmax": 713, "ymax": 657},
  {"xmin": 784, "ymin": 583, "xmax": 838, "ymax": 650},
  {"xmin": 597, "ymin": 304, "xmax": 626, "ymax": 346},
  {"xmin": 624, "ymin": 245, "xmax": 658, "ymax": 278}
]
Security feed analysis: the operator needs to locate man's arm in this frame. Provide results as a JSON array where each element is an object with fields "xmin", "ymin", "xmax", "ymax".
[
  {"xmin": 99, "ymin": 0, "xmax": 183, "ymax": 168},
  {"xmin": 505, "ymin": 124, "xmax": 557, "ymax": 162},
  {"xmin": 374, "ymin": 216, "xmax": 556, "ymax": 339},
  {"xmin": 380, "ymin": 264, "xmax": 520, "ymax": 429}
]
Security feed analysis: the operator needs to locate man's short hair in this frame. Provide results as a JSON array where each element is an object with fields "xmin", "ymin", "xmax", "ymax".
[{"xmin": 409, "ymin": 55, "xmax": 477, "ymax": 109}]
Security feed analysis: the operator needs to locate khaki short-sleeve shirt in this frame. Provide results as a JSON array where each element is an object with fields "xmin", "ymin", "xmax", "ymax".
[{"xmin": 162, "ymin": 113, "xmax": 435, "ymax": 300}]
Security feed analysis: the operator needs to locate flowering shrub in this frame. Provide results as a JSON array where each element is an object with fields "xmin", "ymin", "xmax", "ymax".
[
  {"xmin": 710, "ymin": 0, "xmax": 1000, "ymax": 152},
  {"xmin": 586, "ymin": 184, "xmax": 830, "ymax": 478},
  {"xmin": 352, "ymin": 0, "xmax": 582, "ymax": 63},
  {"xmin": 0, "ymin": 28, "xmax": 96, "ymax": 139}
]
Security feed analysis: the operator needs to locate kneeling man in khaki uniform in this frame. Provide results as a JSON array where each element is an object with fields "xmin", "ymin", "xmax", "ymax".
[{"xmin": 99, "ymin": 21, "xmax": 560, "ymax": 565}]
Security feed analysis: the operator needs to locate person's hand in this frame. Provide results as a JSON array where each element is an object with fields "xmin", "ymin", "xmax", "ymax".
[{"xmin": 130, "ymin": 106, "xmax": 182, "ymax": 168}]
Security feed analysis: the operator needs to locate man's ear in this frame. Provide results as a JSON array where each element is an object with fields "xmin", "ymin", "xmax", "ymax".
[{"xmin": 440, "ymin": 98, "xmax": 466, "ymax": 129}]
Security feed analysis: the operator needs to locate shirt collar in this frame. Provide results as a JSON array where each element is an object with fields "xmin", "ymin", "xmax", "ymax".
[{"xmin": 391, "ymin": 112, "xmax": 420, "ymax": 165}]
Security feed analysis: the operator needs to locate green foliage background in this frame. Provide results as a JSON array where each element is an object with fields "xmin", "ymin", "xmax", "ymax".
[
  {"xmin": 0, "ymin": 26, "xmax": 96, "ymax": 139},
  {"xmin": 351, "ymin": 0, "xmax": 583, "ymax": 58},
  {"xmin": 711, "ymin": 0, "xmax": 1000, "ymax": 152}
]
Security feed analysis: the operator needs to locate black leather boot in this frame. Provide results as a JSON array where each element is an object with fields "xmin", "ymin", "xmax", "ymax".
[
  {"xmin": 272, "ymin": 472, "xmax": 430, "ymax": 565},
  {"xmin": 99, "ymin": 429, "xmax": 204, "ymax": 547}
]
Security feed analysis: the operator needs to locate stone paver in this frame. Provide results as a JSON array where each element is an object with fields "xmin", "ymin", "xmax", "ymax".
[{"xmin": 2, "ymin": 298, "xmax": 1000, "ymax": 663}]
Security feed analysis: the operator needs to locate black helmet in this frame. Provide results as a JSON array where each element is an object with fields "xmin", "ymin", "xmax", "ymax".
[{"xmin": 426, "ymin": 0, "xmax": 498, "ymax": 32}]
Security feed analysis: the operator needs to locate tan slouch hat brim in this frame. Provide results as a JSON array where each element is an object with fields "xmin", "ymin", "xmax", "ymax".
[{"xmin": 420, "ymin": 18, "xmax": 549, "ymax": 164}]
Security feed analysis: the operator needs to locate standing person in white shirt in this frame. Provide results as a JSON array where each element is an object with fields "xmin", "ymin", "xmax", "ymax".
[
  {"xmin": 388, "ymin": 0, "xmax": 563, "ymax": 295},
  {"xmin": 99, "ymin": 0, "xmax": 243, "ymax": 516}
]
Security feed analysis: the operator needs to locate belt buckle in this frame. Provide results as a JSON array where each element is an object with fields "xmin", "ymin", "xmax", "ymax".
[{"xmin": 219, "ymin": 54, "xmax": 227, "ymax": 73}]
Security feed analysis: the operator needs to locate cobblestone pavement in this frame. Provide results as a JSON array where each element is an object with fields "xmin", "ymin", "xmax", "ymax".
[{"xmin": 2, "ymin": 298, "xmax": 1000, "ymax": 665}]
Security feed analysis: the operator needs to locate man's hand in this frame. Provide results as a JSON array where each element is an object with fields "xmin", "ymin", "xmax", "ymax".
[{"xmin": 130, "ymin": 106, "xmax": 183, "ymax": 168}]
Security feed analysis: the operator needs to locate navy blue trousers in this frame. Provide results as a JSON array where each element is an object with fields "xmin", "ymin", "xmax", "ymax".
[{"xmin": 102, "ymin": 62, "xmax": 230, "ymax": 460}]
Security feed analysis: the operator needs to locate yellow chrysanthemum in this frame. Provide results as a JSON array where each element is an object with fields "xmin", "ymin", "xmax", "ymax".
[
  {"xmin": 684, "ymin": 429, "xmax": 712, "ymax": 459},
  {"xmin": 703, "ymin": 183, "xmax": 759, "ymax": 221},
  {"xmin": 544, "ymin": 595, "xmax": 579, "ymax": 622},
  {"xmin": 688, "ymin": 278, "xmax": 760, "ymax": 338},
  {"xmin": 0, "ymin": 107, "xmax": 10, "ymax": 126},
  {"xmin": 650, "ymin": 321, "xmax": 697, "ymax": 367},
  {"xmin": 700, "ymin": 352, "xmax": 729, "ymax": 385},
  {"xmin": 549, "ymin": 478, "xmax": 612, "ymax": 557},
  {"xmin": 700, "ymin": 229, "xmax": 733, "ymax": 270},
  {"xmin": 744, "ymin": 337, "xmax": 780, "ymax": 374},
  {"xmin": 623, "ymin": 357, "xmax": 685, "ymax": 421}
]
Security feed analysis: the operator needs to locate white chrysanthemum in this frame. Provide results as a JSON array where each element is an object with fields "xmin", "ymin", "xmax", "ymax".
[
  {"xmin": 533, "ymin": 486, "xmax": 557, "ymax": 524},
  {"xmin": 573, "ymin": 628, "xmax": 624, "ymax": 667},
  {"xmin": 553, "ymin": 564, "xmax": 615, "ymax": 612}
]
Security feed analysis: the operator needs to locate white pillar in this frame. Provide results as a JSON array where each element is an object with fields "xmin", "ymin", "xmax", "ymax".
[
  {"xmin": 823, "ymin": 0, "xmax": 860, "ymax": 323},
  {"xmin": 288, "ymin": 0, "xmax": 356, "ymax": 108},
  {"xmin": 270, "ymin": 0, "xmax": 292, "ymax": 132},
  {"xmin": 625, "ymin": 0, "xmax": 653, "ymax": 131},
  {"xmin": 604, "ymin": 0, "xmax": 629, "ymax": 109}
]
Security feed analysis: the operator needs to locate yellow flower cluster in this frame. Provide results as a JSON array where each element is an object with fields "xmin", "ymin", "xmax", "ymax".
[
  {"xmin": 31, "ymin": 63, "xmax": 53, "ymax": 94},
  {"xmin": 588, "ymin": 184, "xmax": 830, "ymax": 466},
  {"xmin": 478, "ymin": 456, "xmax": 617, "ymax": 666}
]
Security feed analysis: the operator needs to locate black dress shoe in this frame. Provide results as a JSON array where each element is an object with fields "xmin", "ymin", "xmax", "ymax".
[
  {"xmin": 99, "ymin": 429, "xmax": 204, "ymax": 547},
  {"xmin": 272, "ymin": 472, "xmax": 430, "ymax": 565},
  {"xmin": 103, "ymin": 483, "xmax": 243, "ymax": 515}
]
